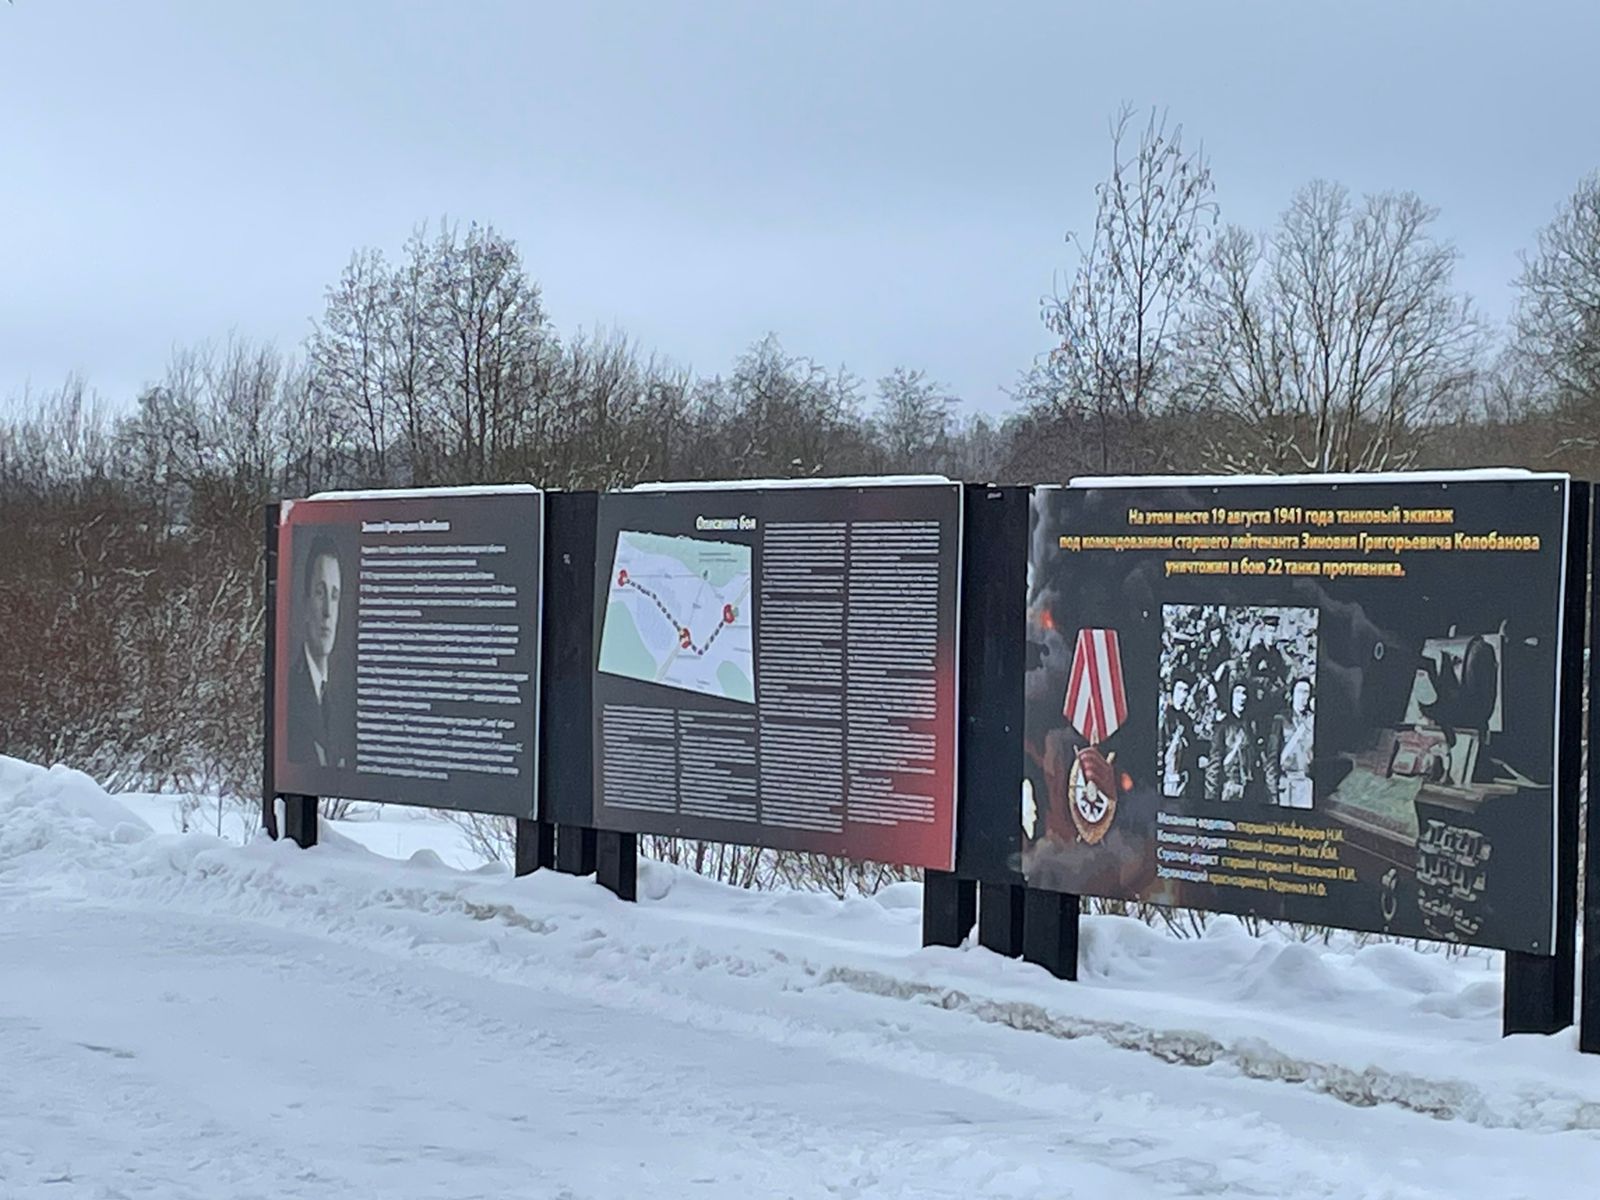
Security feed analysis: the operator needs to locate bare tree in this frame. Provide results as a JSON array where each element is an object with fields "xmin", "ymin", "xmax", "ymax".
[
  {"xmin": 1033, "ymin": 105, "xmax": 1217, "ymax": 471},
  {"xmin": 1512, "ymin": 171, "xmax": 1600, "ymax": 462},
  {"xmin": 1191, "ymin": 182, "xmax": 1484, "ymax": 473},
  {"xmin": 308, "ymin": 247, "xmax": 392, "ymax": 482},
  {"xmin": 873, "ymin": 367, "xmax": 957, "ymax": 472},
  {"xmin": 697, "ymin": 335, "xmax": 868, "ymax": 478},
  {"xmin": 387, "ymin": 225, "xmax": 446, "ymax": 484},
  {"xmin": 552, "ymin": 326, "xmax": 652, "ymax": 488},
  {"xmin": 944, "ymin": 412, "xmax": 1006, "ymax": 482},
  {"xmin": 428, "ymin": 221, "xmax": 558, "ymax": 480},
  {"xmin": 303, "ymin": 221, "xmax": 569, "ymax": 487},
  {"xmin": 639, "ymin": 356, "xmax": 694, "ymax": 482},
  {"xmin": 1, "ymin": 374, "xmax": 263, "ymax": 796},
  {"xmin": 3, "ymin": 212, "xmax": 1002, "ymax": 898}
]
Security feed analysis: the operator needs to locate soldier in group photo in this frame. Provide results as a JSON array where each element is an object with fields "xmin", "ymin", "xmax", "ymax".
[
  {"xmin": 1271, "ymin": 676, "xmax": 1316, "ymax": 809},
  {"xmin": 1158, "ymin": 672, "xmax": 1200, "ymax": 800},
  {"xmin": 1208, "ymin": 681, "xmax": 1266, "ymax": 803}
]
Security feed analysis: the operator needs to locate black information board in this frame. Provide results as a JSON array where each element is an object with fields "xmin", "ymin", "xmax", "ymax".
[
  {"xmin": 591, "ymin": 482, "xmax": 963, "ymax": 869},
  {"xmin": 1024, "ymin": 474, "xmax": 1571, "ymax": 952},
  {"xmin": 273, "ymin": 487, "xmax": 543, "ymax": 817}
]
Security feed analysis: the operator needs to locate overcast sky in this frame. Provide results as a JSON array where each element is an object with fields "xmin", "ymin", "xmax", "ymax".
[{"xmin": 2, "ymin": 1, "xmax": 1596, "ymax": 415}]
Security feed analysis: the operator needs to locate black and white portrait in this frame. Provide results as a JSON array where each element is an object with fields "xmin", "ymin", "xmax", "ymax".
[
  {"xmin": 287, "ymin": 529, "xmax": 353, "ymax": 769},
  {"xmin": 1159, "ymin": 604, "xmax": 1319, "ymax": 808}
]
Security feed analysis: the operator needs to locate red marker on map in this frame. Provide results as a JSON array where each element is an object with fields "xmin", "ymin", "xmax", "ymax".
[
  {"xmin": 617, "ymin": 569, "xmax": 629, "ymax": 586},
  {"xmin": 679, "ymin": 627, "xmax": 692, "ymax": 649},
  {"xmin": 723, "ymin": 604, "xmax": 735, "ymax": 625}
]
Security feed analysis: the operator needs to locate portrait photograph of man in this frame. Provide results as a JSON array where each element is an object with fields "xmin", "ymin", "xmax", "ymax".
[{"xmin": 287, "ymin": 529, "xmax": 353, "ymax": 769}]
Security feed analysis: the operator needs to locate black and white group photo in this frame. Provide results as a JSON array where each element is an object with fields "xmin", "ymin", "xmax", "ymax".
[{"xmin": 1158, "ymin": 604, "xmax": 1319, "ymax": 808}]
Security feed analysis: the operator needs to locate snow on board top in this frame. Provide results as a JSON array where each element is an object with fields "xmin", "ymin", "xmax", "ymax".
[
  {"xmin": 623, "ymin": 474, "xmax": 954, "ymax": 492},
  {"xmin": 300, "ymin": 484, "xmax": 545, "ymax": 503},
  {"xmin": 1058, "ymin": 468, "xmax": 1566, "ymax": 490}
]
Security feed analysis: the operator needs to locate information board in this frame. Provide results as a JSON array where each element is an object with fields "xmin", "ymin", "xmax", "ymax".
[
  {"xmin": 273, "ymin": 487, "xmax": 543, "ymax": 816},
  {"xmin": 1023, "ymin": 474, "xmax": 1571, "ymax": 952},
  {"xmin": 592, "ymin": 481, "xmax": 962, "ymax": 869}
]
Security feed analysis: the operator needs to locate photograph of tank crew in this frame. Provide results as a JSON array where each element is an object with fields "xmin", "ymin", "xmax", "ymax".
[{"xmin": 1158, "ymin": 604, "xmax": 1318, "ymax": 808}]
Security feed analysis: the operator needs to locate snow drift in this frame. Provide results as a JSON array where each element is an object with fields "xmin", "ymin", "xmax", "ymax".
[{"xmin": 4, "ymin": 756, "xmax": 1599, "ymax": 1198}]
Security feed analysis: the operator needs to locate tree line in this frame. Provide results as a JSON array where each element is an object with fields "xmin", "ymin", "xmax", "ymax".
[{"xmin": 2, "ymin": 108, "xmax": 1596, "ymax": 867}]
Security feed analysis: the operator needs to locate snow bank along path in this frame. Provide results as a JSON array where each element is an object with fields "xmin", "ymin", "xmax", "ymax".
[{"xmin": 3, "ymin": 756, "xmax": 1599, "ymax": 1198}]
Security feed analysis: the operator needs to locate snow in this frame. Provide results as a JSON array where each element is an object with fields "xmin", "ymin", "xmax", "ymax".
[
  {"xmin": 4, "ymin": 756, "xmax": 1600, "ymax": 1198},
  {"xmin": 113, "ymin": 789, "xmax": 487, "ymax": 869},
  {"xmin": 625, "ymin": 475, "xmax": 955, "ymax": 491},
  {"xmin": 304, "ymin": 484, "xmax": 544, "ymax": 501},
  {"xmin": 1057, "ymin": 468, "xmax": 1566, "ymax": 488}
]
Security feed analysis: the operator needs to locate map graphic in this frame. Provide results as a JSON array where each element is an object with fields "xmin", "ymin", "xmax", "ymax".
[{"xmin": 599, "ymin": 530, "xmax": 755, "ymax": 704}]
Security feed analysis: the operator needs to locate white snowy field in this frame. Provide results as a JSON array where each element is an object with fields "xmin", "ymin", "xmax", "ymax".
[{"xmin": 3, "ymin": 758, "xmax": 1600, "ymax": 1199}]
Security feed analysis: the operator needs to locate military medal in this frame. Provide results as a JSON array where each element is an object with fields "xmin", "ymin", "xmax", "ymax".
[
  {"xmin": 1063, "ymin": 628, "xmax": 1128, "ymax": 845},
  {"xmin": 1069, "ymin": 745, "xmax": 1118, "ymax": 844}
]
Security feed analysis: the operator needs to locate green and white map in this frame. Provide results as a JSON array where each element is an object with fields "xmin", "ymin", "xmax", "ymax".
[{"xmin": 599, "ymin": 530, "xmax": 755, "ymax": 704}]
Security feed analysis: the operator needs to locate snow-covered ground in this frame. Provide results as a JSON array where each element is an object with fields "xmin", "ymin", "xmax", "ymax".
[{"xmin": 3, "ymin": 757, "xmax": 1599, "ymax": 1198}]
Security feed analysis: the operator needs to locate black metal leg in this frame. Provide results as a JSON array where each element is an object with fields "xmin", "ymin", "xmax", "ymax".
[
  {"xmin": 1022, "ymin": 888, "xmax": 1078, "ymax": 981},
  {"xmin": 514, "ymin": 819, "xmax": 556, "ymax": 877},
  {"xmin": 556, "ymin": 825, "xmax": 598, "ymax": 875},
  {"xmin": 978, "ymin": 882, "xmax": 1026, "ymax": 958},
  {"xmin": 596, "ymin": 830, "xmax": 637, "ymax": 901},
  {"xmin": 922, "ymin": 870, "xmax": 976, "ymax": 948}
]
